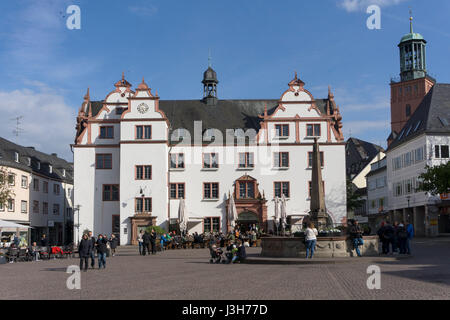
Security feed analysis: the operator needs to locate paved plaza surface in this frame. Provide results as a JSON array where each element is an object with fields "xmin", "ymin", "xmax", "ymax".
[{"xmin": 1, "ymin": 238, "xmax": 450, "ymax": 300}]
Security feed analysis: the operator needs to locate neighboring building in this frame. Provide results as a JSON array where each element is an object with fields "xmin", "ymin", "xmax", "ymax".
[
  {"xmin": 366, "ymin": 157, "xmax": 388, "ymax": 230},
  {"xmin": 0, "ymin": 137, "xmax": 74, "ymax": 245},
  {"xmin": 346, "ymin": 137, "xmax": 385, "ymax": 189},
  {"xmin": 345, "ymin": 137, "xmax": 385, "ymax": 220},
  {"xmin": 73, "ymin": 70, "xmax": 347, "ymax": 245},
  {"xmin": 383, "ymin": 17, "xmax": 450, "ymax": 236}
]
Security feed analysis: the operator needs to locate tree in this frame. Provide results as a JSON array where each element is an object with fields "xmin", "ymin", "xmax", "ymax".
[
  {"xmin": 346, "ymin": 179, "xmax": 365, "ymax": 212},
  {"xmin": 0, "ymin": 167, "xmax": 15, "ymax": 207},
  {"xmin": 418, "ymin": 162, "xmax": 450, "ymax": 196}
]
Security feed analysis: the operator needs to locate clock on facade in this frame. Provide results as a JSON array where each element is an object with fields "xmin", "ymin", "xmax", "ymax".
[{"xmin": 137, "ymin": 103, "xmax": 149, "ymax": 114}]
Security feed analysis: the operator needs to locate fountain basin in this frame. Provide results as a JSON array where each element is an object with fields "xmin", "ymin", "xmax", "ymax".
[{"xmin": 261, "ymin": 236, "xmax": 379, "ymax": 258}]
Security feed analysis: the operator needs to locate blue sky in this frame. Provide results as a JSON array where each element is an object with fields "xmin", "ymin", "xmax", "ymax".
[{"xmin": 0, "ymin": 0, "xmax": 449, "ymax": 160}]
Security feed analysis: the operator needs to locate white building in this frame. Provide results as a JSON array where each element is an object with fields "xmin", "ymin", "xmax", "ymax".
[
  {"xmin": 366, "ymin": 157, "xmax": 388, "ymax": 229},
  {"xmin": 383, "ymin": 20, "xmax": 450, "ymax": 236},
  {"xmin": 73, "ymin": 70, "xmax": 347, "ymax": 245},
  {"xmin": 0, "ymin": 137, "xmax": 74, "ymax": 245}
]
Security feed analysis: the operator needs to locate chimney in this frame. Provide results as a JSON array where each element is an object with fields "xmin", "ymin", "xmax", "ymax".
[
  {"xmin": 27, "ymin": 146, "xmax": 35, "ymax": 150},
  {"xmin": 51, "ymin": 153, "xmax": 57, "ymax": 157}
]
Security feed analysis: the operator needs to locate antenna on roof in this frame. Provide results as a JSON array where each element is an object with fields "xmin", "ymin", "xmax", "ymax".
[{"xmin": 11, "ymin": 116, "xmax": 24, "ymax": 142}]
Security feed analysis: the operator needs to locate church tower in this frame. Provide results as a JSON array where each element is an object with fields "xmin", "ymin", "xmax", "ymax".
[{"xmin": 388, "ymin": 13, "xmax": 435, "ymax": 144}]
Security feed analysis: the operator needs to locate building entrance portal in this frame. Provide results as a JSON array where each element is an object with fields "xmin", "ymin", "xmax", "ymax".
[
  {"xmin": 237, "ymin": 211, "xmax": 259, "ymax": 233},
  {"xmin": 226, "ymin": 174, "xmax": 268, "ymax": 233}
]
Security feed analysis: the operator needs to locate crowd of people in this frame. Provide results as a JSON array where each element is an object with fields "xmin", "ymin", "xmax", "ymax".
[
  {"xmin": 78, "ymin": 231, "xmax": 118, "ymax": 271},
  {"xmin": 376, "ymin": 220, "xmax": 414, "ymax": 255}
]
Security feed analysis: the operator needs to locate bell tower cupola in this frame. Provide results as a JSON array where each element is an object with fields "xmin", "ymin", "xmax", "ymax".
[
  {"xmin": 398, "ymin": 12, "xmax": 427, "ymax": 82},
  {"xmin": 202, "ymin": 52, "xmax": 219, "ymax": 106}
]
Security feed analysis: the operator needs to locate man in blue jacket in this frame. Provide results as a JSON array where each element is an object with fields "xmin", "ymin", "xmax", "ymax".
[{"xmin": 406, "ymin": 222, "xmax": 414, "ymax": 255}]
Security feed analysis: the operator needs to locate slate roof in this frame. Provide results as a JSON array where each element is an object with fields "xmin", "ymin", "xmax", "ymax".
[
  {"xmin": 89, "ymin": 98, "xmax": 334, "ymax": 140},
  {"xmin": 388, "ymin": 83, "xmax": 450, "ymax": 150},
  {"xmin": 346, "ymin": 137, "xmax": 384, "ymax": 179},
  {"xmin": 0, "ymin": 137, "xmax": 73, "ymax": 183}
]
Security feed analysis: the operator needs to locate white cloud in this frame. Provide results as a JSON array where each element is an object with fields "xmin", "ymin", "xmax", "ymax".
[
  {"xmin": 338, "ymin": 0, "xmax": 409, "ymax": 12},
  {"xmin": 0, "ymin": 85, "xmax": 76, "ymax": 161}
]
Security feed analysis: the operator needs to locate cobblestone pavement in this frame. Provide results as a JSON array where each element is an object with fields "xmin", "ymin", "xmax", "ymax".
[{"xmin": 1, "ymin": 238, "xmax": 449, "ymax": 300}]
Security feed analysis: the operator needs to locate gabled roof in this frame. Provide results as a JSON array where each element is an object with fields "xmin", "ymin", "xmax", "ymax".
[
  {"xmin": 0, "ymin": 137, "xmax": 73, "ymax": 183},
  {"xmin": 388, "ymin": 83, "xmax": 450, "ymax": 150},
  {"xmin": 346, "ymin": 137, "xmax": 384, "ymax": 179}
]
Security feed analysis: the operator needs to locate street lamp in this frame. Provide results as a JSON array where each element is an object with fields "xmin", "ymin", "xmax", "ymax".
[
  {"xmin": 406, "ymin": 196, "xmax": 411, "ymax": 222},
  {"xmin": 74, "ymin": 204, "xmax": 81, "ymax": 245}
]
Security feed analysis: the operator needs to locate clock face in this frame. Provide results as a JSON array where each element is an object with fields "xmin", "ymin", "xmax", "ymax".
[{"xmin": 137, "ymin": 103, "xmax": 149, "ymax": 114}]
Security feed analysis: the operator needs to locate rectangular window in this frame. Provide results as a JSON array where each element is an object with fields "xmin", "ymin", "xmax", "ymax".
[
  {"xmin": 8, "ymin": 174, "xmax": 15, "ymax": 186},
  {"xmin": 53, "ymin": 184, "xmax": 60, "ymax": 195},
  {"xmin": 21, "ymin": 175, "xmax": 28, "ymax": 188},
  {"xmin": 274, "ymin": 182, "xmax": 290, "ymax": 198},
  {"xmin": 435, "ymin": 145, "xmax": 440, "ymax": 158},
  {"xmin": 21, "ymin": 200, "xmax": 27, "ymax": 214},
  {"xmin": 53, "ymin": 204, "xmax": 60, "ymax": 215},
  {"xmin": 99, "ymin": 126, "xmax": 114, "ymax": 139},
  {"xmin": 135, "ymin": 197, "xmax": 152, "ymax": 213},
  {"xmin": 103, "ymin": 185, "xmax": 120, "ymax": 201},
  {"xmin": 170, "ymin": 183, "xmax": 185, "ymax": 199},
  {"xmin": 96, "ymin": 154, "xmax": 112, "ymax": 169},
  {"xmin": 136, "ymin": 165, "xmax": 152, "ymax": 180},
  {"xmin": 415, "ymin": 146, "xmax": 424, "ymax": 163},
  {"xmin": 238, "ymin": 152, "xmax": 254, "ymax": 168},
  {"xmin": 170, "ymin": 153, "xmax": 185, "ymax": 169},
  {"xmin": 203, "ymin": 153, "xmax": 219, "ymax": 169},
  {"xmin": 33, "ymin": 178, "xmax": 39, "ymax": 191},
  {"xmin": 43, "ymin": 202, "xmax": 48, "ymax": 215},
  {"xmin": 306, "ymin": 124, "xmax": 321, "ymax": 137},
  {"xmin": 307, "ymin": 152, "xmax": 324, "ymax": 168},
  {"xmin": 204, "ymin": 183, "xmax": 219, "ymax": 199},
  {"xmin": 274, "ymin": 152, "xmax": 289, "ymax": 168},
  {"xmin": 238, "ymin": 181, "xmax": 255, "ymax": 199},
  {"xmin": 275, "ymin": 124, "xmax": 289, "ymax": 137},
  {"xmin": 136, "ymin": 125, "xmax": 152, "ymax": 139},
  {"xmin": 33, "ymin": 201, "xmax": 39, "ymax": 214},
  {"xmin": 0, "ymin": 202, "xmax": 3, "ymax": 211},
  {"xmin": 441, "ymin": 146, "xmax": 450, "ymax": 158},
  {"xmin": 43, "ymin": 181, "xmax": 48, "ymax": 194},
  {"xmin": 405, "ymin": 179, "xmax": 413, "ymax": 194},
  {"xmin": 204, "ymin": 217, "xmax": 220, "ymax": 233},
  {"xmin": 8, "ymin": 199, "xmax": 14, "ymax": 212}
]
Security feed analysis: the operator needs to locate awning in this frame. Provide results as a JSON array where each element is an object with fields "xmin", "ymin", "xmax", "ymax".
[{"xmin": 0, "ymin": 219, "xmax": 32, "ymax": 229}]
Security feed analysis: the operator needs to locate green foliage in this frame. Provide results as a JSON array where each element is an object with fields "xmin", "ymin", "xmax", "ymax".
[
  {"xmin": 0, "ymin": 167, "xmax": 15, "ymax": 207},
  {"xmin": 346, "ymin": 179, "xmax": 365, "ymax": 212},
  {"xmin": 145, "ymin": 226, "xmax": 167, "ymax": 235},
  {"xmin": 418, "ymin": 162, "xmax": 450, "ymax": 196}
]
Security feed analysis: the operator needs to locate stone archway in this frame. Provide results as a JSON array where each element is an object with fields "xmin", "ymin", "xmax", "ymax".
[{"xmin": 225, "ymin": 174, "xmax": 268, "ymax": 233}]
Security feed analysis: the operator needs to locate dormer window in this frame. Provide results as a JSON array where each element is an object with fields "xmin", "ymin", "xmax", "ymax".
[
  {"xmin": 37, "ymin": 161, "xmax": 41, "ymax": 170},
  {"xmin": 62, "ymin": 169, "xmax": 66, "ymax": 177},
  {"xmin": 14, "ymin": 152, "xmax": 19, "ymax": 163},
  {"xmin": 27, "ymin": 157, "xmax": 31, "ymax": 166},
  {"xmin": 49, "ymin": 165, "xmax": 53, "ymax": 174}
]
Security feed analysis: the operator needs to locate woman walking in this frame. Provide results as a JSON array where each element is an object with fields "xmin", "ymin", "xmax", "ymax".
[
  {"xmin": 79, "ymin": 234, "xmax": 91, "ymax": 272},
  {"xmin": 305, "ymin": 223, "xmax": 318, "ymax": 259},
  {"xmin": 96, "ymin": 234, "xmax": 108, "ymax": 269}
]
